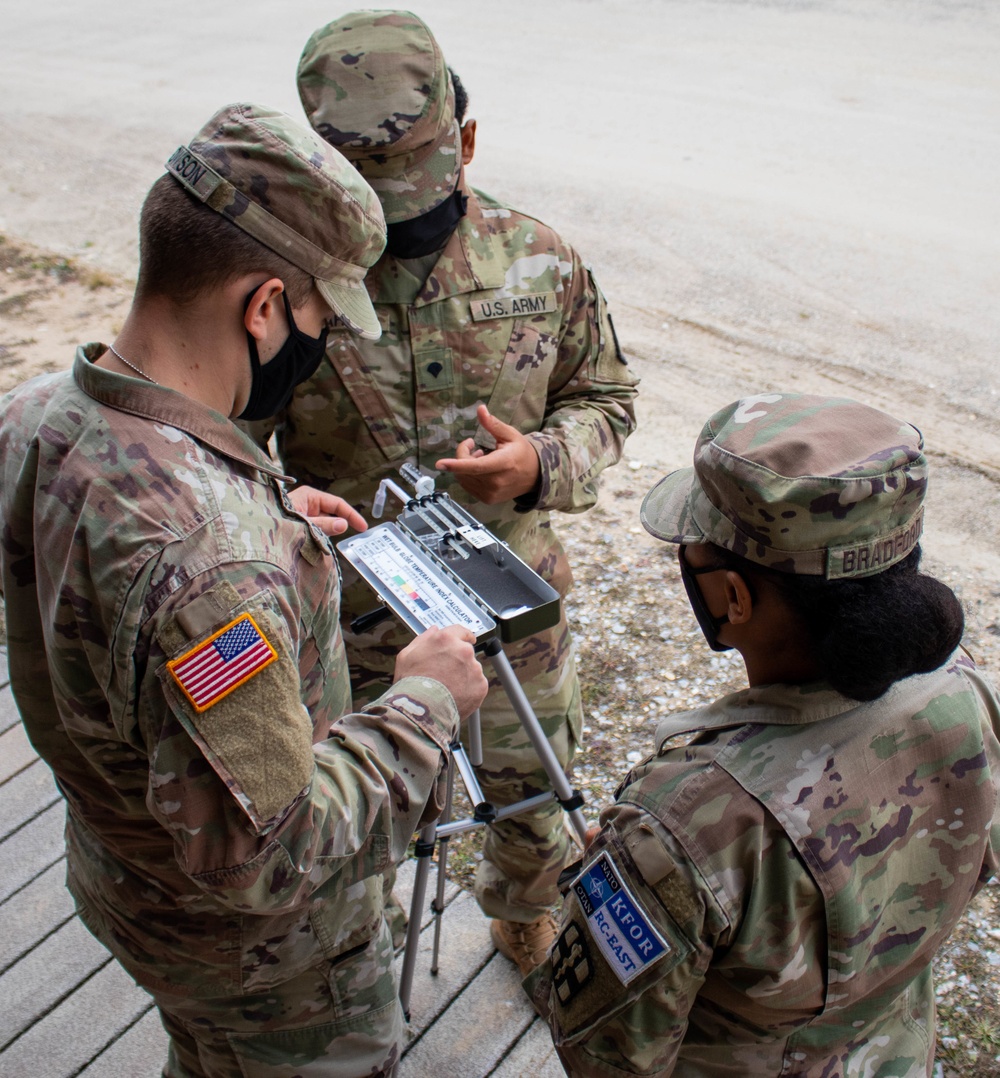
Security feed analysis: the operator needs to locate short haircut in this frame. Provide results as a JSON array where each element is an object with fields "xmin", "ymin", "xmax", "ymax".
[
  {"xmin": 135, "ymin": 176, "xmax": 313, "ymax": 306},
  {"xmin": 449, "ymin": 67, "xmax": 469, "ymax": 125}
]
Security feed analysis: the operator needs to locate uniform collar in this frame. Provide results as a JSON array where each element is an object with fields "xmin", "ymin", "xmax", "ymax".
[
  {"xmin": 74, "ymin": 344, "xmax": 294, "ymax": 483},
  {"xmin": 366, "ymin": 187, "xmax": 506, "ymax": 306},
  {"xmin": 653, "ymin": 680, "xmax": 859, "ymax": 749}
]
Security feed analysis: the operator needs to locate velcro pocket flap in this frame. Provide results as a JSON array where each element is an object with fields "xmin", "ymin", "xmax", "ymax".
[{"xmin": 540, "ymin": 829, "xmax": 697, "ymax": 1046}]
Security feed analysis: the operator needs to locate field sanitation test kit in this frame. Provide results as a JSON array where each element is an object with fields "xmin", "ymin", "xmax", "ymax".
[
  {"xmin": 337, "ymin": 464, "xmax": 586, "ymax": 1017},
  {"xmin": 337, "ymin": 463, "xmax": 560, "ymax": 645}
]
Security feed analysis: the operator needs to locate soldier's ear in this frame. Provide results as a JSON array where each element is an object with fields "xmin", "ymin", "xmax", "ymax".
[
  {"xmin": 460, "ymin": 119, "xmax": 477, "ymax": 166},
  {"xmin": 723, "ymin": 571, "xmax": 754, "ymax": 627},
  {"xmin": 243, "ymin": 278, "xmax": 285, "ymax": 343}
]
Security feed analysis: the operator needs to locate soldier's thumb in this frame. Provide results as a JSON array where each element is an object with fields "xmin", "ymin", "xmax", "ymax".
[{"xmin": 477, "ymin": 404, "xmax": 517, "ymax": 443}]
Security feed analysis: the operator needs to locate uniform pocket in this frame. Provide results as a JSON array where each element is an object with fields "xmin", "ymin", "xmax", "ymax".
[
  {"xmin": 280, "ymin": 339, "xmax": 412, "ymax": 484},
  {"xmin": 228, "ymin": 918, "xmax": 402, "ymax": 1077},
  {"xmin": 309, "ymin": 872, "xmax": 387, "ymax": 962},
  {"xmin": 587, "ymin": 269, "xmax": 635, "ymax": 387},
  {"xmin": 482, "ymin": 323, "xmax": 559, "ymax": 437},
  {"xmin": 537, "ymin": 834, "xmax": 698, "ymax": 1047},
  {"xmin": 158, "ymin": 598, "xmax": 315, "ymax": 833},
  {"xmin": 238, "ymin": 872, "xmax": 386, "ymax": 993}
]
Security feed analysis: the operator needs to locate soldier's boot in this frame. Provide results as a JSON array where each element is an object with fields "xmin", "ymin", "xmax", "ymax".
[{"xmin": 490, "ymin": 912, "xmax": 559, "ymax": 976}]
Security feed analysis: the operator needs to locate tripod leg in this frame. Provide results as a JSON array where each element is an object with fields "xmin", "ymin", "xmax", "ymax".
[
  {"xmin": 483, "ymin": 638, "xmax": 588, "ymax": 843},
  {"xmin": 452, "ymin": 742, "xmax": 493, "ymax": 816},
  {"xmin": 467, "ymin": 705, "xmax": 484, "ymax": 767},
  {"xmin": 397, "ymin": 820, "xmax": 435, "ymax": 1022},
  {"xmin": 430, "ymin": 834, "xmax": 449, "ymax": 975},
  {"xmin": 430, "ymin": 752, "xmax": 458, "ymax": 975}
]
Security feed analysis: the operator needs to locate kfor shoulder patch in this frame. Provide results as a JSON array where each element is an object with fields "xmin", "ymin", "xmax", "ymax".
[
  {"xmin": 572, "ymin": 852, "xmax": 670, "ymax": 985},
  {"xmin": 168, "ymin": 613, "xmax": 277, "ymax": 712}
]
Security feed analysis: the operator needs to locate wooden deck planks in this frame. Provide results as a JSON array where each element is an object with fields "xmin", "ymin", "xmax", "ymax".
[
  {"xmin": 77, "ymin": 1007, "xmax": 164, "ymax": 1078},
  {"xmin": 0, "ymin": 801, "xmax": 65, "ymax": 905},
  {"xmin": 0, "ymin": 860, "xmax": 75, "ymax": 974},
  {"xmin": 402, "ymin": 951, "xmax": 535, "ymax": 1078},
  {"xmin": 0, "ymin": 722, "xmax": 37, "ymax": 784},
  {"xmin": 0, "ymin": 757, "xmax": 60, "ymax": 837},
  {"xmin": 0, "ymin": 917, "xmax": 113, "ymax": 1050},
  {"xmin": 0, "ymin": 685, "xmax": 20, "ymax": 737},
  {"xmin": 491, "ymin": 1018, "xmax": 568, "ymax": 1078},
  {"xmin": 402, "ymin": 888, "xmax": 503, "ymax": 1040},
  {"xmin": 0, "ymin": 961, "xmax": 155, "ymax": 1077}
]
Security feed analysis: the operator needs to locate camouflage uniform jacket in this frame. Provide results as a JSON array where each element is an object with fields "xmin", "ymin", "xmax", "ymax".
[
  {"xmin": 530, "ymin": 655, "xmax": 1000, "ymax": 1076},
  {"xmin": 0, "ymin": 346, "xmax": 460, "ymax": 999},
  {"xmin": 264, "ymin": 186, "xmax": 639, "ymax": 630}
]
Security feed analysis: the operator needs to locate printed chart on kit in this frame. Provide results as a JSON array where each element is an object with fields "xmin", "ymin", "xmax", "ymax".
[{"xmin": 340, "ymin": 525, "xmax": 493, "ymax": 636}]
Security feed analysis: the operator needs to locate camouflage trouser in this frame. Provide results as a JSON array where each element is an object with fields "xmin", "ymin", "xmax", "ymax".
[
  {"xmin": 154, "ymin": 918, "xmax": 402, "ymax": 1077},
  {"xmin": 349, "ymin": 615, "xmax": 583, "ymax": 922}
]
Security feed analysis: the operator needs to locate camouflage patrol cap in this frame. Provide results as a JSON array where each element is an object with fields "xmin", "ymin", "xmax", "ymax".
[
  {"xmin": 297, "ymin": 10, "xmax": 461, "ymax": 224},
  {"xmin": 164, "ymin": 102, "xmax": 385, "ymax": 339},
  {"xmin": 641, "ymin": 393, "xmax": 927, "ymax": 579}
]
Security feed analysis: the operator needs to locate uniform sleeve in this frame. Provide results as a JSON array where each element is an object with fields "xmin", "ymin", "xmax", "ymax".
[
  {"xmin": 959, "ymin": 661, "xmax": 1000, "ymax": 887},
  {"xmin": 527, "ymin": 803, "xmax": 725, "ymax": 1076},
  {"xmin": 142, "ymin": 564, "xmax": 460, "ymax": 915},
  {"xmin": 524, "ymin": 253, "xmax": 639, "ymax": 515}
]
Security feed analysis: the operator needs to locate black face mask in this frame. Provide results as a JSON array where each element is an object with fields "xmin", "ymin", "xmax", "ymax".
[
  {"xmin": 678, "ymin": 545, "xmax": 733, "ymax": 652},
  {"xmin": 238, "ymin": 289, "xmax": 328, "ymax": 422},
  {"xmin": 385, "ymin": 189, "xmax": 469, "ymax": 259}
]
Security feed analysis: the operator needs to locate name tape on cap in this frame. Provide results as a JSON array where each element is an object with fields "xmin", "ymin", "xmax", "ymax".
[{"xmin": 828, "ymin": 508, "xmax": 923, "ymax": 579}]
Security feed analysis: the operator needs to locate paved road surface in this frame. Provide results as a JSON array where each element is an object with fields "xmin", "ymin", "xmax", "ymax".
[{"xmin": 3, "ymin": 0, "xmax": 997, "ymax": 415}]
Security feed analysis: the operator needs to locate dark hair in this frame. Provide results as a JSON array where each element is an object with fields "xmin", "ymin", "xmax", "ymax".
[
  {"xmin": 713, "ymin": 545, "xmax": 965, "ymax": 702},
  {"xmin": 449, "ymin": 67, "xmax": 469, "ymax": 125},
  {"xmin": 136, "ymin": 176, "xmax": 313, "ymax": 306}
]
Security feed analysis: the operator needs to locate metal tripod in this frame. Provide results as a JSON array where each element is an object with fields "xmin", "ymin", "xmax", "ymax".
[{"xmin": 397, "ymin": 635, "xmax": 588, "ymax": 1020}]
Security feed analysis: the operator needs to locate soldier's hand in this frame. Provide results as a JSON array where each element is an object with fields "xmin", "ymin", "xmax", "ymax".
[
  {"xmin": 394, "ymin": 625, "xmax": 488, "ymax": 719},
  {"xmin": 434, "ymin": 404, "xmax": 541, "ymax": 505},
  {"xmin": 287, "ymin": 486, "xmax": 368, "ymax": 536}
]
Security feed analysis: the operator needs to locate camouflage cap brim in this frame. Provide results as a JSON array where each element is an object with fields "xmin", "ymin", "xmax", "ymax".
[
  {"xmin": 350, "ymin": 120, "xmax": 462, "ymax": 224},
  {"xmin": 316, "ymin": 277, "xmax": 381, "ymax": 340},
  {"xmin": 640, "ymin": 469, "xmax": 706, "ymax": 545}
]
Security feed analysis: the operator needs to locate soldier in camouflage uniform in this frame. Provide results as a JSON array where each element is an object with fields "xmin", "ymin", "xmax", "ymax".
[
  {"xmin": 256, "ymin": 10, "xmax": 639, "ymax": 973},
  {"xmin": 0, "ymin": 103, "xmax": 487, "ymax": 1077},
  {"xmin": 528, "ymin": 393, "xmax": 1000, "ymax": 1076}
]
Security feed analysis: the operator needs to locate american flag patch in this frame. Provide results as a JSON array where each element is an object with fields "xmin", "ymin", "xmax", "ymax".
[{"xmin": 167, "ymin": 614, "xmax": 277, "ymax": 712}]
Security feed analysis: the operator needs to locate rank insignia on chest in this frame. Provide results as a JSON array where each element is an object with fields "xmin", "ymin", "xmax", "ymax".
[
  {"xmin": 168, "ymin": 614, "xmax": 277, "ymax": 712},
  {"xmin": 552, "ymin": 920, "xmax": 595, "ymax": 1003},
  {"xmin": 572, "ymin": 852, "xmax": 670, "ymax": 985}
]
